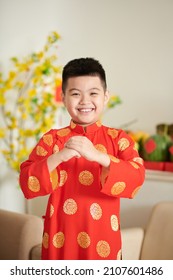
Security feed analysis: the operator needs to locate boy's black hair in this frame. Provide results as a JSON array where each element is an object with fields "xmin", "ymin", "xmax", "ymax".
[{"xmin": 62, "ymin": 57, "xmax": 107, "ymax": 92}]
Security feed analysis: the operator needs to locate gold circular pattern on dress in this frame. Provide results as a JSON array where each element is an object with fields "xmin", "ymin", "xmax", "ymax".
[
  {"xmin": 129, "ymin": 161, "xmax": 139, "ymax": 169},
  {"xmin": 79, "ymin": 170, "xmax": 94, "ymax": 186},
  {"xmin": 96, "ymin": 120, "xmax": 102, "ymax": 127},
  {"xmin": 36, "ymin": 145, "xmax": 48, "ymax": 156},
  {"xmin": 77, "ymin": 232, "xmax": 91, "ymax": 248},
  {"xmin": 107, "ymin": 128, "xmax": 118, "ymax": 139},
  {"xmin": 42, "ymin": 232, "xmax": 49, "ymax": 249},
  {"xmin": 131, "ymin": 186, "xmax": 141, "ymax": 198},
  {"xmin": 95, "ymin": 144, "xmax": 107, "ymax": 154},
  {"xmin": 59, "ymin": 170, "xmax": 68, "ymax": 186},
  {"xmin": 117, "ymin": 249, "xmax": 122, "ymax": 260},
  {"xmin": 90, "ymin": 203, "xmax": 102, "ymax": 220},
  {"xmin": 96, "ymin": 240, "xmax": 110, "ymax": 258},
  {"xmin": 50, "ymin": 169, "xmax": 59, "ymax": 190},
  {"xmin": 111, "ymin": 182, "xmax": 126, "ymax": 195},
  {"xmin": 53, "ymin": 232, "xmax": 65, "ymax": 248},
  {"xmin": 53, "ymin": 144, "xmax": 59, "ymax": 153},
  {"xmin": 109, "ymin": 154, "xmax": 120, "ymax": 163},
  {"xmin": 63, "ymin": 198, "xmax": 77, "ymax": 215},
  {"xmin": 57, "ymin": 128, "xmax": 71, "ymax": 137},
  {"xmin": 70, "ymin": 121, "xmax": 77, "ymax": 129},
  {"xmin": 110, "ymin": 215, "xmax": 119, "ymax": 231},
  {"xmin": 43, "ymin": 134, "xmax": 53, "ymax": 146},
  {"xmin": 28, "ymin": 176, "xmax": 40, "ymax": 192},
  {"xmin": 50, "ymin": 204, "xmax": 54, "ymax": 217},
  {"xmin": 133, "ymin": 157, "xmax": 144, "ymax": 165},
  {"xmin": 118, "ymin": 138, "xmax": 130, "ymax": 151}
]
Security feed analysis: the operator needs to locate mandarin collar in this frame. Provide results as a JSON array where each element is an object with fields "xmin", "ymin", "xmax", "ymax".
[{"xmin": 70, "ymin": 120, "xmax": 102, "ymax": 134}]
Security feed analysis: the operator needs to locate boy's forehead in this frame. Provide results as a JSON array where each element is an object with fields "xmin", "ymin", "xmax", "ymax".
[{"xmin": 66, "ymin": 75, "xmax": 103, "ymax": 89}]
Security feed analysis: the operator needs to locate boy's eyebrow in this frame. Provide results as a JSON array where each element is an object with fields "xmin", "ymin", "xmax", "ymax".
[
  {"xmin": 69, "ymin": 87, "xmax": 101, "ymax": 92},
  {"xmin": 69, "ymin": 88, "xmax": 80, "ymax": 92},
  {"xmin": 90, "ymin": 87, "xmax": 101, "ymax": 91}
]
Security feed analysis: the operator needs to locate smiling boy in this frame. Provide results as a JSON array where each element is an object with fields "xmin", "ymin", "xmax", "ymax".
[{"xmin": 20, "ymin": 57, "xmax": 145, "ymax": 260}]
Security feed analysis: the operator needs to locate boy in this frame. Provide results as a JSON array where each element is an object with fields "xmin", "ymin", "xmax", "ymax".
[{"xmin": 20, "ymin": 57, "xmax": 145, "ymax": 260}]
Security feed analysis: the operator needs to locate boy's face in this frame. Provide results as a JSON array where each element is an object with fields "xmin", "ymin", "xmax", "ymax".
[{"xmin": 62, "ymin": 76, "xmax": 109, "ymax": 126}]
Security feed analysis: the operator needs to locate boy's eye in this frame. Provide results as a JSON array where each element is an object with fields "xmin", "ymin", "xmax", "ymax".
[
  {"xmin": 91, "ymin": 92, "xmax": 98, "ymax": 95},
  {"xmin": 71, "ymin": 93, "xmax": 80, "ymax": 96}
]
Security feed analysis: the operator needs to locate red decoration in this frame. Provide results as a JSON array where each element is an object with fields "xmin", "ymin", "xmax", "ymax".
[
  {"xmin": 144, "ymin": 161, "xmax": 164, "ymax": 171},
  {"xmin": 55, "ymin": 85, "xmax": 62, "ymax": 103},
  {"xmin": 144, "ymin": 139, "xmax": 157, "ymax": 154},
  {"xmin": 169, "ymin": 146, "xmax": 173, "ymax": 155},
  {"xmin": 144, "ymin": 161, "xmax": 173, "ymax": 172}
]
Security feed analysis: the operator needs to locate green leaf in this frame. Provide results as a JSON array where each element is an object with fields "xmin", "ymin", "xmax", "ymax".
[
  {"xmin": 11, "ymin": 57, "xmax": 18, "ymax": 63},
  {"xmin": 31, "ymin": 97, "xmax": 38, "ymax": 104}
]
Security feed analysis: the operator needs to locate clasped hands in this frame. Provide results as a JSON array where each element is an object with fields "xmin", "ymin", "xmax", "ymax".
[
  {"xmin": 64, "ymin": 136, "xmax": 98, "ymax": 162},
  {"xmin": 47, "ymin": 136, "xmax": 110, "ymax": 173},
  {"xmin": 62, "ymin": 136, "xmax": 110, "ymax": 168}
]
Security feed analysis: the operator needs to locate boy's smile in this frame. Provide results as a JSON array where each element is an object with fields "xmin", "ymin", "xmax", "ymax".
[{"xmin": 62, "ymin": 76, "xmax": 109, "ymax": 127}]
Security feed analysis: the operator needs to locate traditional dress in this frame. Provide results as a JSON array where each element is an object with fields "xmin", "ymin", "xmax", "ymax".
[{"xmin": 19, "ymin": 120, "xmax": 145, "ymax": 260}]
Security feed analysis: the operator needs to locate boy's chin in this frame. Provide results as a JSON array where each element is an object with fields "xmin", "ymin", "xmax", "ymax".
[{"xmin": 73, "ymin": 119, "xmax": 97, "ymax": 127}]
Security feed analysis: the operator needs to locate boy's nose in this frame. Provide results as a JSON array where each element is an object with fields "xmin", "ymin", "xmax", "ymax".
[{"xmin": 79, "ymin": 95, "xmax": 90, "ymax": 104}]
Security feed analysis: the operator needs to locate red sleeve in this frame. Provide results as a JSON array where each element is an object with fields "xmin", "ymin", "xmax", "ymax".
[
  {"xmin": 19, "ymin": 129, "xmax": 61, "ymax": 199},
  {"xmin": 101, "ymin": 130, "xmax": 145, "ymax": 199}
]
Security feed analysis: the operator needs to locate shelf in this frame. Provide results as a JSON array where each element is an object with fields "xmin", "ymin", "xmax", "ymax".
[{"xmin": 145, "ymin": 169, "xmax": 173, "ymax": 183}]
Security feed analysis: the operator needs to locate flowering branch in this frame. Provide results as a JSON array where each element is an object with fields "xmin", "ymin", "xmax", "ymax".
[{"xmin": 0, "ymin": 31, "xmax": 62, "ymax": 172}]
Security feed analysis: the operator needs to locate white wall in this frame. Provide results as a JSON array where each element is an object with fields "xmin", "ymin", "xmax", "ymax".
[{"xmin": 0, "ymin": 0, "xmax": 173, "ymax": 222}]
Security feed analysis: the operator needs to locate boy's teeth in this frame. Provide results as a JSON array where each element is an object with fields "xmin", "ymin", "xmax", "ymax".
[{"xmin": 79, "ymin": 109, "xmax": 92, "ymax": 112}]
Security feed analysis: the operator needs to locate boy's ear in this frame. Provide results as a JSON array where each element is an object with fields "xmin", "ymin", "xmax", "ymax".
[
  {"xmin": 61, "ymin": 92, "xmax": 66, "ymax": 105},
  {"xmin": 104, "ymin": 90, "xmax": 110, "ymax": 105}
]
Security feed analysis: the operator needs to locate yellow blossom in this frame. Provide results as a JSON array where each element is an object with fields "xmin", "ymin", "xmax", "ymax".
[
  {"xmin": 9, "ymin": 71, "xmax": 16, "ymax": 80},
  {"xmin": 21, "ymin": 113, "xmax": 27, "ymax": 119},
  {"xmin": 0, "ymin": 91, "xmax": 6, "ymax": 105},
  {"xmin": 48, "ymin": 31, "xmax": 60, "ymax": 44},
  {"xmin": 0, "ymin": 129, "xmax": 5, "ymax": 138},
  {"xmin": 28, "ymin": 88, "xmax": 37, "ymax": 98},
  {"xmin": 37, "ymin": 52, "xmax": 44, "ymax": 59},
  {"xmin": 107, "ymin": 95, "xmax": 122, "ymax": 109},
  {"xmin": 55, "ymin": 78, "xmax": 62, "ymax": 87},
  {"xmin": 15, "ymin": 81, "xmax": 24, "ymax": 89},
  {"xmin": 10, "ymin": 161, "xmax": 20, "ymax": 172}
]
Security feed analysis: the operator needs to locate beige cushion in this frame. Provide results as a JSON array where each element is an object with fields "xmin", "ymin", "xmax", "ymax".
[
  {"xmin": 122, "ymin": 227, "xmax": 144, "ymax": 260},
  {"xmin": 30, "ymin": 244, "xmax": 42, "ymax": 260},
  {"xmin": 0, "ymin": 209, "xmax": 43, "ymax": 260},
  {"xmin": 141, "ymin": 201, "xmax": 173, "ymax": 260}
]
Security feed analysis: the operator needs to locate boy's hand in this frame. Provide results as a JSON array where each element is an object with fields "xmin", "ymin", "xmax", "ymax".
[
  {"xmin": 47, "ymin": 136, "xmax": 110, "ymax": 173},
  {"xmin": 65, "ymin": 136, "xmax": 98, "ymax": 162},
  {"xmin": 47, "ymin": 147, "xmax": 80, "ymax": 172},
  {"xmin": 65, "ymin": 136, "xmax": 110, "ymax": 167},
  {"xmin": 59, "ymin": 147, "xmax": 81, "ymax": 162}
]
